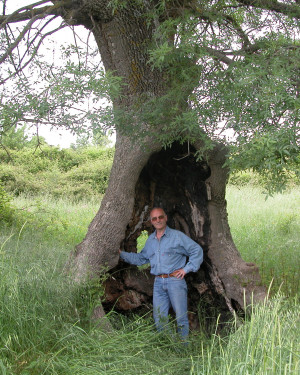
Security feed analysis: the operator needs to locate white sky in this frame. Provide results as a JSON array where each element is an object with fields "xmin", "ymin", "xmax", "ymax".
[
  {"xmin": 5, "ymin": 0, "xmax": 114, "ymax": 149},
  {"xmin": 3, "ymin": 1, "xmax": 240, "ymax": 148},
  {"xmin": 26, "ymin": 126, "xmax": 78, "ymax": 148}
]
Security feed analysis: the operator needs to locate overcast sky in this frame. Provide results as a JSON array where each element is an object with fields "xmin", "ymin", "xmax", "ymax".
[{"xmin": 5, "ymin": 1, "xmax": 88, "ymax": 148}]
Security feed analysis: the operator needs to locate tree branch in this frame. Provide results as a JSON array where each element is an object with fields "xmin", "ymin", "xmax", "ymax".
[
  {"xmin": 204, "ymin": 47, "xmax": 234, "ymax": 66},
  {"xmin": 0, "ymin": 22, "xmax": 67, "ymax": 84},
  {"xmin": 0, "ymin": 142, "xmax": 13, "ymax": 162},
  {"xmin": 0, "ymin": 15, "xmax": 43, "ymax": 65},
  {"xmin": 223, "ymin": 14, "xmax": 251, "ymax": 48},
  {"xmin": 237, "ymin": 0, "xmax": 300, "ymax": 19},
  {"xmin": 0, "ymin": 0, "xmax": 70, "ymax": 26},
  {"xmin": 0, "ymin": 1, "xmax": 72, "ymax": 82}
]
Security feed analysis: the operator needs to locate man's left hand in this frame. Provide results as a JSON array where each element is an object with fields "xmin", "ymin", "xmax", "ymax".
[{"xmin": 173, "ymin": 269, "xmax": 186, "ymax": 279}]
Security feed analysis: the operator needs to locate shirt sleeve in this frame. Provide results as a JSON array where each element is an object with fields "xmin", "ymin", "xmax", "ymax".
[
  {"xmin": 179, "ymin": 232, "xmax": 203, "ymax": 274},
  {"xmin": 119, "ymin": 247, "xmax": 150, "ymax": 266}
]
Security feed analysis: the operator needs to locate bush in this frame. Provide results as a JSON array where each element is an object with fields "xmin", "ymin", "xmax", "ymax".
[
  {"xmin": 66, "ymin": 158, "xmax": 112, "ymax": 194},
  {"xmin": 228, "ymin": 171, "xmax": 261, "ymax": 186},
  {"xmin": 0, "ymin": 182, "xmax": 14, "ymax": 223},
  {"xmin": 229, "ymin": 169, "xmax": 300, "ymax": 190},
  {"xmin": 0, "ymin": 145, "xmax": 114, "ymax": 199}
]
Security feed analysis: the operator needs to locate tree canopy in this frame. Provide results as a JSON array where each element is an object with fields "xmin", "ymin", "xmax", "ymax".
[{"xmin": 0, "ymin": 0, "xmax": 299, "ymax": 192}]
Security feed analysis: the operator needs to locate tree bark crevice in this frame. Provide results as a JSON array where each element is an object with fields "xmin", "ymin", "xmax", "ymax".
[
  {"xmin": 94, "ymin": 141, "xmax": 266, "ymax": 331},
  {"xmin": 60, "ymin": 0, "xmax": 268, "ymax": 330}
]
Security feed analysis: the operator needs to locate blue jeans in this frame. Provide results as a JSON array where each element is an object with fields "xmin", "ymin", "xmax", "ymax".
[{"xmin": 153, "ymin": 276, "xmax": 189, "ymax": 338}]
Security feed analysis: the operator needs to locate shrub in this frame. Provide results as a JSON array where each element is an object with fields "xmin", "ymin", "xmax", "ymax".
[
  {"xmin": 0, "ymin": 145, "xmax": 114, "ymax": 199},
  {"xmin": 0, "ymin": 182, "xmax": 14, "ymax": 223},
  {"xmin": 228, "ymin": 170, "xmax": 261, "ymax": 186},
  {"xmin": 66, "ymin": 158, "xmax": 112, "ymax": 194},
  {"xmin": 0, "ymin": 163, "xmax": 17, "ymax": 183},
  {"xmin": 229, "ymin": 169, "xmax": 300, "ymax": 190}
]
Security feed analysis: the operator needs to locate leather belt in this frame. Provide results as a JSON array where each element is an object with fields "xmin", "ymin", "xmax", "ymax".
[{"xmin": 156, "ymin": 272, "xmax": 177, "ymax": 278}]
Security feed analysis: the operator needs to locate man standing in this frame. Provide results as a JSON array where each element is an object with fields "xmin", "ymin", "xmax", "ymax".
[{"xmin": 119, "ymin": 207, "xmax": 203, "ymax": 339}]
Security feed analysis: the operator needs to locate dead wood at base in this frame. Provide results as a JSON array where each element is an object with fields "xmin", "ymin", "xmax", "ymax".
[{"xmin": 99, "ymin": 142, "xmax": 266, "ymax": 331}]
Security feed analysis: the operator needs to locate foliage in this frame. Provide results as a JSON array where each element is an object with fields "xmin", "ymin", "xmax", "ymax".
[
  {"xmin": 144, "ymin": 7, "xmax": 300, "ymax": 192},
  {"xmin": 0, "ymin": 1, "xmax": 299, "ymax": 193},
  {"xmin": 229, "ymin": 169, "xmax": 300, "ymax": 190},
  {"xmin": 0, "ymin": 181, "xmax": 13, "ymax": 223},
  {"xmin": 228, "ymin": 129, "xmax": 300, "ymax": 193},
  {"xmin": 0, "ymin": 124, "xmax": 29, "ymax": 150},
  {"xmin": 0, "ymin": 145, "xmax": 114, "ymax": 198},
  {"xmin": 0, "ymin": 123, "xmax": 52, "ymax": 153},
  {"xmin": 71, "ymin": 128, "xmax": 113, "ymax": 149},
  {"xmin": 0, "ymin": 44, "xmax": 118, "ymax": 138}
]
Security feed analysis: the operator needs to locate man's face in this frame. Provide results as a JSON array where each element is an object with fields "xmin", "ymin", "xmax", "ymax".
[{"xmin": 150, "ymin": 208, "xmax": 167, "ymax": 231}]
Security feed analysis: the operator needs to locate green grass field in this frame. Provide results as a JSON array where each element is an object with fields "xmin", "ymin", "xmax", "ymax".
[
  {"xmin": 227, "ymin": 186, "xmax": 300, "ymax": 297},
  {"xmin": 0, "ymin": 186, "xmax": 299, "ymax": 374}
]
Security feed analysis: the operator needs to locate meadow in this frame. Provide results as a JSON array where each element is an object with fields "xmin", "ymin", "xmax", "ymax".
[{"xmin": 0, "ymin": 186, "xmax": 299, "ymax": 374}]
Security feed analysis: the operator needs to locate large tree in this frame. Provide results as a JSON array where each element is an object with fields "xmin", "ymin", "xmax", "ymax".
[{"xmin": 1, "ymin": 0, "xmax": 299, "ymax": 328}]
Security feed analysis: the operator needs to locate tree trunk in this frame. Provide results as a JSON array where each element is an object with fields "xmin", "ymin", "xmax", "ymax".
[
  {"xmin": 72, "ymin": 137, "xmax": 266, "ymax": 327},
  {"xmin": 67, "ymin": 0, "xmax": 266, "ymax": 327}
]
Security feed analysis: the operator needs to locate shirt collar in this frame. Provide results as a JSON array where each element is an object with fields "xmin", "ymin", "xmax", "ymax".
[{"xmin": 151, "ymin": 225, "xmax": 170, "ymax": 239}]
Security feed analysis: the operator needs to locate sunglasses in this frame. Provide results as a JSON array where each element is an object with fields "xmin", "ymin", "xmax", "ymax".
[{"xmin": 151, "ymin": 215, "xmax": 165, "ymax": 222}]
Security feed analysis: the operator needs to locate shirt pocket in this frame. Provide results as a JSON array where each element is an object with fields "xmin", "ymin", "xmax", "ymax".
[{"xmin": 163, "ymin": 247, "xmax": 183, "ymax": 262}]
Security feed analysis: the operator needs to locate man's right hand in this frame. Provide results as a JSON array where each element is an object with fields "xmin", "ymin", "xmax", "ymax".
[{"xmin": 172, "ymin": 268, "xmax": 186, "ymax": 279}]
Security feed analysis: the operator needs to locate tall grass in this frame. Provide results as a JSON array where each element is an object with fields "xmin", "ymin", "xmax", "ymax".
[
  {"xmin": 0, "ymin": 188, "xmax": 299, "ymax": 374},
  {"xmin": 3, "ymin": 194, "xmax": 100, "ymax": 247},
  {"xmin": 226, "ymin": 186, "xmax": 300, "ymax": 297},
  {"xmin": 191, "ymin": 295, "xmax": 299, "ymax": 375}
]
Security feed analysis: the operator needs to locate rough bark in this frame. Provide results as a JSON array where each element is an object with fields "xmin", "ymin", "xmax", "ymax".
[
  {"xmin": 100, "ymin": 141, "xmax": 266, "ymax": 330},
  {"xmin": 64, "ymin": 0, "xmax": 267, "ymax": 329},
  {"xmin": 72, "ymin": 133, "xmax": 161, "ymax": 281},
  {"xmin": 70, "ymin": 1, "xmax": 164, "ymax": 281}
]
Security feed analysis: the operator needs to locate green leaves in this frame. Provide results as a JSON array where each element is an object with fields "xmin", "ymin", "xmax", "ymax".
[
  {"xmin": 1, "ymin": 0, "xmax": 299, "ymax": 192},
  {"xmin": 0, "ymin": 145, "xmax": 115, "ymax": 198},
  {"xmin": 0, "ymin": 41, "xmax": 120, "ymax": 139},
  {"xmin": 228, "ymin": 128, "xmax": 299, "ymax": 194},
  {"xmin": 0, "ymin": 181, "xmax": 13, "ymax": 223}
]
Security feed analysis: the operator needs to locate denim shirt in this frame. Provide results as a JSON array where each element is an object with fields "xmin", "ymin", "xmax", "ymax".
[{"xmin": 120, "ymin": 226, "xmax": 203, "ymax": 275}]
